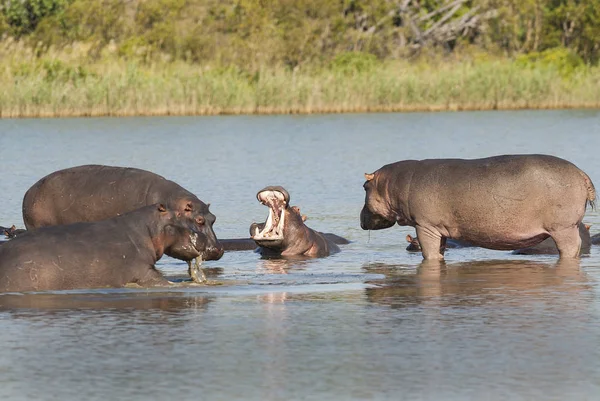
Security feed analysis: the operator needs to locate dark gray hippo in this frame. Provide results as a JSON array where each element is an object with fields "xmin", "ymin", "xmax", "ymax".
[
  {"xmin": 513, "ymin": 223, "xmax": 591, "ymax": 255},
  {"xmin": 22, "ymin": 164, "xmax": 223, "ymax": 262},
  {"xmin": 361, "ymin": 155, "xmax": 596, "ymax": 260},
  {"xmin": 1, "ymin": 225, "xmax": 26, "ymax": 239},
  {"xmin": 591, "ymin": 233, "xmax": 600, "ymax": 245},
  {"xmin": 0, "ymin": 204, "xmax": 202, "ymax": 292},
  {"xmin": 249, "ymin": 186, "xmax": 348, "ymax": 257},
  {"xmin": 405, "ymin": 234, "xmax": 475, "ymax": 252}
]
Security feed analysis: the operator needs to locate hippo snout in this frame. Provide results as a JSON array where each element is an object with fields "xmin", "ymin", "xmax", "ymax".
[
  {"xmin": 203, "ymin": 245, "xmax": 224, "ymax": 261},
  {"xmin": 360, "ymin": 206, "xmax": 395, "ymax": 230}
]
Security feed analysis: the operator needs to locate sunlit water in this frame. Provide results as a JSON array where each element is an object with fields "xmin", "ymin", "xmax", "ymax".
[{"xmin": 1, "ymin": 110, "xmax": 600, "ymax": 400}]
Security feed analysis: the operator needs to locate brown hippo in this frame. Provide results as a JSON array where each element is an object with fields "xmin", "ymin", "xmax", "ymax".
[
  {"xmin": 0, "ymin": 204, "xmax": 201, "ymax": 292},
  {"xmin": 361, "ymin": 155, "xmax": 595, "ymax": 260},
  {"xmin": 22, "ymin": 165, "xmax": 223, "ymax": 262},
  {"xmin": 249, "ymin": 186, "xmax": 348, "ymax": 257}
]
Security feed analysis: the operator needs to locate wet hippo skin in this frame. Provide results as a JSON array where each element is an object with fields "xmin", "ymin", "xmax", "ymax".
[
  {"xmin": 0, "ymin": 204, "xmax": 202, "ymax": 292},
  {"xmin": 249, "ymin": 186, "xmax": 348, "ymax": 257},
  {"xmin": 22, "ymin": 164, "xmax": 223, "ymax": 261},
  {"xmin": 361, "ymin": 155, "xmax": 596, "ymax": 260}
]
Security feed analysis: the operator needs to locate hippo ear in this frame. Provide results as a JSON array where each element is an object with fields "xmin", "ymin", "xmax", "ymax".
[
  {"xmin": 364, "ymin": 173, "xmax": 375, "ymax": 181},
  {"xmin": 302, "ymin": 215, "xmax": 307, "ymax": 222},
  {"xmin": 585, "ymin": 224, "xmax": 592, "ymax": 231},
  {"xmin": 406, "ymin": 234, "xmax": 414, "ymax": 243},
  {"xmin": 158, "ymin": 204, "xmax": 167, "ymax": 213}
]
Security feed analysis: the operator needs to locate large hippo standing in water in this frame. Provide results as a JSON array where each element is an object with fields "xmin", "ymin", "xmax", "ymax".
[
  {"xmin": 361, "ymin": 155, "xmax": 596, "ymax": 260},
  {"xmin": 22, "ymin": 165, "xmax": 224, "ymax": 262},
  {"xmin": 0, "ymin": 204, "xmax": 202, "ymax": 292},
  {"xmin": 250, "ymin": 186, "xmax": 348, "ymax": 257}
]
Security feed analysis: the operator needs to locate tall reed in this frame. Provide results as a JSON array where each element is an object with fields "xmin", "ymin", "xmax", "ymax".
[{"xmin": 1, "ymin": 42, "xmax": 599, "ymax": 117}]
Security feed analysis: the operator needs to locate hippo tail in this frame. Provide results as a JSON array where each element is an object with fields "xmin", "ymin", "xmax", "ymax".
[{"xmin": 580, "ymin": 170, "xmax": 596, "ymax": 211}]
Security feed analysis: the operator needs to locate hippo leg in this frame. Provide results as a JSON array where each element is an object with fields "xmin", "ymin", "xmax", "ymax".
[
  {"xmin": 550, "ymin": 227, "xmax": 582, "ymax": 259},
  {"xmin": 415, "ymin": 226, "xmax": 445, "ymax": 260}
]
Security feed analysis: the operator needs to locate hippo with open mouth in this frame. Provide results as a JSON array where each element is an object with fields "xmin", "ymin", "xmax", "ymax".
[{"xmin": 249, "ymin": 186, "xmax": 347, "ymax": 257}]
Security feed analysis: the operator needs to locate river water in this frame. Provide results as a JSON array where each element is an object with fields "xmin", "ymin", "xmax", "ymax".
[{"xmin": 1, "ymin": 110, "xmax": 600, "ymax": 400}]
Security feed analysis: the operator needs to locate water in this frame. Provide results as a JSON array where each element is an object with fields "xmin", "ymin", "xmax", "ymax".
[{"xmin": 1, "ymin": 110, "xmax": 600, "ymax": 400}]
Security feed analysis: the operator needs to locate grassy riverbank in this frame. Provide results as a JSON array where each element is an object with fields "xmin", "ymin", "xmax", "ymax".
[{"xmin": 2, "ymin": 45, "xmax": 600, "ymax": 117}]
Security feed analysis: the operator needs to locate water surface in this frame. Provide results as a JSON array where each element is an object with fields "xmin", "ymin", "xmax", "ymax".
[{"xmin": 1, "ymin": 110, "xmax": 600, "ymax": 400}]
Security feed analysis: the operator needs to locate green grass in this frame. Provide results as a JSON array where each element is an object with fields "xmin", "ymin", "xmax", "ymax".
[{"xmin": 1, "ymin": 41, "xmax": 600, "ymax": 117}]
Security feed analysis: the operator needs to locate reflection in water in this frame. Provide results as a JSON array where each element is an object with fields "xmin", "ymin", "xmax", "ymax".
[
  {"xmin": 254, "ymin": 257, "xmax": 312, "ymax": 274},
  {"xmin": 0, "ymin": 293, "xmax": 214, "ymax": 314},
  {"xmin": 364, "ymin": 259, "xmax": 592, "ymax": 308},
  {"xmin": 2, "ymin": 112, "xmax": 600, "ymax": 400},
  {"xmin": 257, "ymin": 291, "xmax": 289, "ymax": 400}
]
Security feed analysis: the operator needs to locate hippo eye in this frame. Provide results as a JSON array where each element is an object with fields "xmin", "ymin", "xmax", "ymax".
[
  {"xmin": 185, "ymin": 203, "xmax": 193, "ymax": 212},
  {"xmin": 196, "ymin": 216, "xmax": 205, "ymax": 225}
]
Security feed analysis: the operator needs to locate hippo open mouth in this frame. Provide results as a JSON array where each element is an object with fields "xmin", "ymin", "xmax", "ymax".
[{"xmin": 252, "ymin": 187, "xmax": 290, "ymax": 242}]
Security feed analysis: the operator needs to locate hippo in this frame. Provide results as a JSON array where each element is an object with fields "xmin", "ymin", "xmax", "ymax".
[
  {"xmin": 249, "ymin": 186, "xmax": 347, "ymax": 257},
  {"xmin": 1, "ymin": 225, "xmax": 26, "ymax": 239},
  {"xmin": 591, "ymin": 233, "xmax": 600, "ymax": 245},
  {"xmin": 0, "ymin": 204, "xmax": 202, "ymax": 292},
  {"xmin": 22, "ymin": 165, "xmax": 223, "ymax": 263},
  {"xmin": 361, "ymin": 155, "xmax": 596, "ymax": 260}
]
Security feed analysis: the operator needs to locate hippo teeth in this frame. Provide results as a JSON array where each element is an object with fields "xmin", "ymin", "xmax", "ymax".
[{"xmin": 254, "ymin": 206, "xmax": 285, "ymax": 241}]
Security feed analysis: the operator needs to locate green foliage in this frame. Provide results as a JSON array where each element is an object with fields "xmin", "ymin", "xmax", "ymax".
[
  {"xmin": 2, "ymin": 0, "xmax": 600, "ymax": 68},
  {"xmin": 515, "ymin": 48, "xmax": 584, "ymax": 77},
  {"xmin": 1, "ymin": 0, "xmax": 70, "ymax": 35},
  {"xmin": 330, "ymin": 52, "xmax": 378, "ymax": 75}
]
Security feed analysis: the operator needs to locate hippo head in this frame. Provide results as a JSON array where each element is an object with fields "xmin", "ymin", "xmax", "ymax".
[
  {"xmin": 405, "ymin": 234, "xmax": 422, "ymax": 252},
  {"xmin": 360, "ymin": 172, "xmax": 397, "ymax": 230},
  {"xmin": 162, "ymin": 224, "xmax": 203, "ymax": 261},
  {"xmin": 171, "ymin": 197, "xmax": 224, "ymax": 261},
  {"xmin": 249, "ymin": 186, "xmax": 307, "ymax": 251}
]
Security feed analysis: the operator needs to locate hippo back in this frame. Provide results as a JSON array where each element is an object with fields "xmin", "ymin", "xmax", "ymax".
[{"xmin": 23, "ymin": 165, "xmax": 195, "ymax": 229}]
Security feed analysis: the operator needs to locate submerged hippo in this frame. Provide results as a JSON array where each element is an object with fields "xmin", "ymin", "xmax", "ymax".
[
  {"xmin": 0, "ymin": 204, "xmax": 202, "ymax": 292},
  {"xmin": 361, "ymin": 155, "xmax": 596, "ymax": 260},
  {"xmin": 22, "ymin": 165, "xmax": 223, "ymax": 262},
  {"xmin": 513, "ymin": 223, "xmax": 592, "ymax": 255},
  {"xmin": 1, "ymin": 225, "xmax": 26, "ymax": 239},
  {"xmin": 406, "ymin": 223, "xmax": 592, "ymax": 255},
  {"xmin": 249, "ymin": 186, "xmax": 348, "ymax": 257}
]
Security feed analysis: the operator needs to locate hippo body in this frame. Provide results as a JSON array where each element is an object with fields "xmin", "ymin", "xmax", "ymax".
[
  {"xmin": 221, "ymin": 233, "xmax": 349, "ymax": 252},
  {"xmin": 22, "ymin": 165, "xmax": 223, "ymax": 261},
  {"xmin": 221, "ymin": 238, "xmax": 259, "ymax": 251},
  {"xmin": 361, "ymin": 155, "xmax": 596, "ymax": 260},
  {"xmin": 249, "ymin": 186, "xmax": 346, "ymax": 257},
  {"xmin": 0, "ymin": 204, "xmax": 201, "ymax": 292}
]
